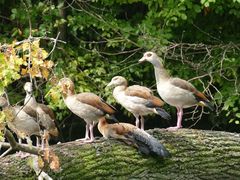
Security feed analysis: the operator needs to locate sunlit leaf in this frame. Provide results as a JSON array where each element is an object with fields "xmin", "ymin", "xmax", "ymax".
[
  {"xmin": 44, "ymin": 60, "xmax": 54, "ymax": 68},
  {"xmin": 32, "ymin": 40, "xmax": 40, "ymax": 48},
  {"xmin": 29, "ymin": 66, "xmax": 41, "ymax": 78},
  {"xmin": 236, "ymin": 113, "xmax": 240, "ymax": 118},
  {"xmin": 38, "ymin": 156, "xmax": 45, "ymax": 169},
  {"xmin": 21, "ymin": 68, "xmax": 28, "ymax": 76},
  {"xmin": 40, "ymin": 66, "xmax": 50, "ymax": 80},
  {"xmin": 22, "ymin": 42, "xmax": 30, "ymax": 52}
]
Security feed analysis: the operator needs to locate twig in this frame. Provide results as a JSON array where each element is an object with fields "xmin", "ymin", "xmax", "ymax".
[
  {"xmin": 4, "ymin": 129, "xmax": 42, "ymax": 156},
  {"xmin": 44, "ymin": 32, "xmax": 62, "ymax": 59},
  {"xmin": 0, "ymin": 147, "xmax": 13, "ymax": 158},
  {"xmin": 13, "ymin": 37, "xmax": 66, "ymax": 47},
  {"xmin": 0, "ymin": 142, "xmax": 11, "ymax": 149}
]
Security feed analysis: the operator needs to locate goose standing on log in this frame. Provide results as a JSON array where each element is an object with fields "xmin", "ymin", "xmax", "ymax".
[
  {"xmin": 24, "ymin": 82, "xmax": 59, "ymax": 147},
  {"xmin": 58, "ymin": 78, "xmax": 116, "ymax": 142},
  {"xmin": 107, "ymin": 76, "xmax": 170, "ymax": 130},
  {"xmin": 139, "ymin": 52, "xmax": 214, "ymax": 131},
  {"xmin": 98, "ymin": 117, "xmax": 170, "ymax": 157},
  {"xmin": 0, "ymin": 97, "xmax": 41, "ymax": 145}
]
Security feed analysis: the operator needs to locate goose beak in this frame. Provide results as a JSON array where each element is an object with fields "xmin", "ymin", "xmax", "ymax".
[
  {"xmin": 138, "ymin": 57, "xmax": 146, "ymax": 63},
  {"xmin": 106, "ymin": 81, "xmax": 113, "ymax": 87}
]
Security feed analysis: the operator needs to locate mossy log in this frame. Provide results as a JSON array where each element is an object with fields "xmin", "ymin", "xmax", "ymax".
[{"xmin": 0, "ymin": 128, "xmax": 240, "ymax": 179}]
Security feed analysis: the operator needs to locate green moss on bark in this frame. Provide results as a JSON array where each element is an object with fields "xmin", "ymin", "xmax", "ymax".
[{"xmin": 0, "ymin": 128, "xmax": 240, "ymax": 179}]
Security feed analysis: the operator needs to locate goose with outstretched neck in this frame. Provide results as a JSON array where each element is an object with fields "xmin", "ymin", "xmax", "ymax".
[{"xmin": 139, "ymin": 51, "xmax": 214, "ymax": 131}]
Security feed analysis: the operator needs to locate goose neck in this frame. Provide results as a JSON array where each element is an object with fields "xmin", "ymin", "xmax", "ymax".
[
  {"xmin": 24, "ymin": 93, "xmax": 37, "ymax": 106},
  {"xmin": 153, "ymin": 66, "xmax": 170, "ymax": 83}
]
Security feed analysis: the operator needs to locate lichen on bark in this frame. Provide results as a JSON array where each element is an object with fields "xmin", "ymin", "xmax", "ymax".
[{"xmin": 0, "ymin": 128, "xmax": 240, "ymax": 179}]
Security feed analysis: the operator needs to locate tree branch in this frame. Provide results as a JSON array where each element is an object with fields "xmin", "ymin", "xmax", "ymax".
[
  {"xmin": 4, "ymin": 129, "xmax": 42, "ymax": 156},
  {"xmin": 0, "ymin": 128, "xmax": 240, "ymax": 179}
]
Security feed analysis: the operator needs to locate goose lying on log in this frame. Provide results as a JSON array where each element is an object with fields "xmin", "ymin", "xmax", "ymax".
[
  {"xmin": 107, "ymin": 76, "xmax": 170, "ymax": 130},
  {"xmin": 58, "ymin": 78, "xmax": 116, "ymax": 142},
  {"xmin": 139, "ymin": 52, "xmax": 214, "ymax": 131},
  {"xmin": 98, "ymin": 117, "xmax": 170, "ymax": 157}
]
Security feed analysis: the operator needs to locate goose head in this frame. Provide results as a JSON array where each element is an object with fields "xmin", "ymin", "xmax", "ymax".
[
  {"xmin": 24, "ymin": 82, "xmax": 33, "ymax": 94},
  {"xmin": 107, "ymin": 76, "xmax": 128, "ymax": 88},
  {"xmin": 138, "ymin": 51, "xmax": 163, "ymax": 68},
  {"xmin": 0, "ymin": 97, "xmax": 8, "ymax": 108},
  {"xmin": 58, "ymin": 78, "xmax": 75, "ymax": 96}
]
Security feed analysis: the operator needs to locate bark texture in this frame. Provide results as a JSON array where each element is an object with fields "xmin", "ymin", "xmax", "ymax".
[{"xmin": 0, "ymin": 128, "xmax": 240, "ymax": 179}]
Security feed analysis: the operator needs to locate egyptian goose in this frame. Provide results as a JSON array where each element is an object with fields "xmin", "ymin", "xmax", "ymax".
[
  {"xmin": 98, "ymin": 117, "xmax": 170, "ymax": 157},
  {"xmin": 58, "ymin": 78, "xmax": 116, "ymax": 142},
  {"xmin": 0, "ymin": 97, "xmax": 41, "ymax": 145},
  {"xmin": 107, "ymin": 76, "xmax": 170, "ymax": 130},
  {"xmin": 139, "ymin": 52, "xmax": 214, "ymax": 131},
  {"xmin": 24, "ymin": 82, "xmax": 59, "ymax": 146}
]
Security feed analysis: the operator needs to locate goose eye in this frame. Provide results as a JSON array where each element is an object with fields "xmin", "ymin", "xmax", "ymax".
[{"xmin": 146, "ymin": 53, "xmax": 152, "ymax": 57}]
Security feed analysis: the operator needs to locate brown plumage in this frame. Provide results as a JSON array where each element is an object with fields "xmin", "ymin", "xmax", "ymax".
[
  {"xmin": 76, "ymin": 93, "xmax": 116, "ymax": 115},
  {"xmin": 37, "ymin": 104, "xmax": 59, "ymax": 137},
  {"xmin": 107, "ymin": 76, "xmax": 170, "ymax": 130},
  {"xmin": 58, "ymin": 78, "xmax": 116, "ymax": 142},
  {"xmin": 170, "ymin": 78, "xmax": 209, "ymax": 102},
  {"xmin": 98, "ymin": 117, "xmax": 170, "ymax": 157},
  {"xmin": 125, "ymin": 85, "xmax": 165, "ymax": 107},
  {"xmin": 24, "ymin": 82, "xmax": 59, "ymax": 147},
  {"xmin": 0, "ymin": 97, "xmax": 40, "ymax": 145},
  {"xmin": 139, "ymin": 51, "xmax": 214, "ymax": 131}
]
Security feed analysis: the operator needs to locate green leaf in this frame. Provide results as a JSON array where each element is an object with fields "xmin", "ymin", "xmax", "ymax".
[{"xmin": 236, "ymin": 113, "xmax": 240, "ymax": 118}]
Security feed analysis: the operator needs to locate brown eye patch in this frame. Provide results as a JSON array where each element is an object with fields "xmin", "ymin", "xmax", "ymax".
[{"xmin": 146, "ymin": 53, "xmax": 152, "ymax": 57}]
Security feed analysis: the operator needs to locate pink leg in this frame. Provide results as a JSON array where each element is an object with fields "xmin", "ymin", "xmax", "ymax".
[
  {"xmin": 36, "ymin": 137, "xmax": 40, "ymax": 147},
  {"xmin": 134, "ymin": 114, "xmax": 140, "ymax": 129},
  {"xmin": 84, "ymin": 123, "xmax": 95, "ymax": 143},
  {"xmin": 18, "ymin": 138, "xmax": 22, "ymax": 144},
  {"xmin": 140, "ymin": 116, "xmax": 145, "ymax": 130},
  {"xmin": 76, "ymin": 123, "xmax": 90, "ymax": 141},
  {"xmin": 176, "ymin": 108, "xmax": 183, "ymax": 128},
  {"xmin": 167, "ymin": 107, "xmax": 183, "ymax": 131},
  {"xmin": 84, "ymin": 123, "xmax": 90, "ymax": 139}
]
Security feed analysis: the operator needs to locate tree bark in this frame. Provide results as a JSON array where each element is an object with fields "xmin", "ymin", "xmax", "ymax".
[{"xmin": 0, "ymin": 128, "xmax": 240, "ymax": 179}]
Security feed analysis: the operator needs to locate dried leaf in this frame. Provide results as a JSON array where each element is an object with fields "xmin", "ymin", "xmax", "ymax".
[
  {"xmin": 22, "ymin": 42, "xmax": 30, "ymax": 52},
  {"xmin": 39, "ymin": 49, "xmax": 48, "ymax": 60},
  {"xmin": 32, "ymin": 57, "xmax": 44, "ymax": 65},
  {"xmin": 44, "ymin": 147, "xmax": 50, "ymax": 163},
  {"xmin": 49, "ymin": 153, "xmax": 60, "ymax": 171},
  {"xmin": 44, "ymin": 60, "xmax": 54, "ymax": 68},
  {"xmin": 40, "ymin": 67, "xmax": 50, "ymax": 80},
  {"xmin": 32, "ymin": 40, "xmax": 40, "ymax": 48},
  {"xmin": 21, "ymin": 68, "xmax": 28, "ymax": 76},
  {"xmin": 29, "ymin": 66, "xmax": 41, "ymax": 78},
  {"xmin": 43, "ymin": 148, "xmax": 60, "ymax": 172}
]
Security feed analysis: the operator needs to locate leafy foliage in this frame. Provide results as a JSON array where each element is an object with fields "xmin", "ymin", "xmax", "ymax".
[
  {"xmin": 0, "ymin": 0, "xmax": 239, "ymax": 132},
  {"xmin": 0, "ymin": 39, "xmax": 55, "ymax": 140}
]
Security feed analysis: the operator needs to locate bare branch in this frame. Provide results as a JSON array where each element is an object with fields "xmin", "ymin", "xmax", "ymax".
[
  {"xmin": 4, "ymin": 129, "xmax": 42, "ymax": 156},
  {"xmin": 44, "ymin": 32, "xmax": 62, "ymax": 59}
]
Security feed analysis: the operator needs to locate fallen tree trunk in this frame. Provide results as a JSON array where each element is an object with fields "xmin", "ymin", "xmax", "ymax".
[{"xmin": 0, "ymin": 128, "xmax": 240, "ymax": 179}]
